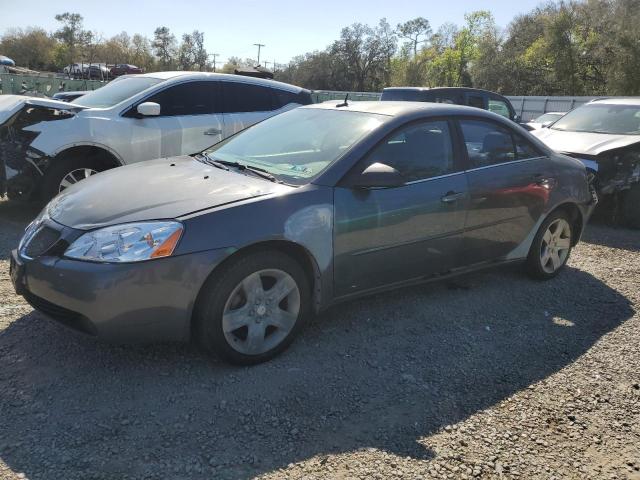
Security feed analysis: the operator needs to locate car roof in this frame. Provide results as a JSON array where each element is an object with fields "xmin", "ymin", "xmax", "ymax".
[
  {"xmin": 305, "ymin": 100, "xmax": 508, "ymax": 119},
  {"xmin": 589, "ymin": 97, "xmax": 640, "ymax": 106},
  {"xmin": 133, "ymin": 71, "xmax": 308, "ymax": 93},
  {"xmin": 382, "ymin": 86, "xmax": 504, "ymax": 95}
]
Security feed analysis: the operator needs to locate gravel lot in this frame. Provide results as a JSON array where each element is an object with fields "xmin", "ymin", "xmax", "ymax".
[{"xmin": 0, "ymin": 198, "xmax": 638, "ymax": 480}]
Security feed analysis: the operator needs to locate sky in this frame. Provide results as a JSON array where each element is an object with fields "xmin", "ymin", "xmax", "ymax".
[{"xmin": 0, "ymin": 0, "xmax": 544, "ymax": 66}]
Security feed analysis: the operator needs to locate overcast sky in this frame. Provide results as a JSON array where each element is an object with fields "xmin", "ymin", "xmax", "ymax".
[{"xmin": 0, "ymin": 0, "xmax": 544, "ymax": 65}]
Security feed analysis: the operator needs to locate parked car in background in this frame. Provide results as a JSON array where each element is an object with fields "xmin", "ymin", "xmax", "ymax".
[
  {"xmin": 110, "ymin": 64, "xmax": 143, "ymax": 76},
  {"xmin": 0, "ymin": 55, "xmax": 15, "ymax": 66},
  {"xmin": 532, "ymin": 98, "xmax": 640, "ymax": 227},
  {"xmin": 10, "ymin": 101, "xmax": 596, "ymax": 364},
  {"xmin": 381, "ymin": 87, "xmax": 519, "ymax": 122},
  {"xmin": 51, "ymin": 91, "xmax": 86, "ymax": 102},
  {"xmin": 524, "ymin": 112, "xmax": 565, "ymax": 131},
  {"xmin": 63, "ymin": 63, "xmax": 84, "ymax": 78},
  {"xmin": 83, "ymin": 64, "xmax": 110, "ymax": 80},
  {"xmin": 0, "ymin": 72, "xmax": 313, "ymax": 201}
]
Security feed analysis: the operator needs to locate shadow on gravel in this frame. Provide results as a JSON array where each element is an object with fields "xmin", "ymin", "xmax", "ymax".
[
  {"xmin": 0, "ymin": 265, "xmax": 634, "ymax": 479},
  {"xmin": 581, "ymin": 224, "xmax": 640, "ymax": 253},
  {"xmin": 0, "ymin": 200, "xmax": 40, "ymax": 260}
]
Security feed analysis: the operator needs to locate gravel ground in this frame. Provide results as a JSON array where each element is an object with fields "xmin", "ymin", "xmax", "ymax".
[{"xmin": 0, "ymin": 198, "xmax": 638, "ymax": 480}]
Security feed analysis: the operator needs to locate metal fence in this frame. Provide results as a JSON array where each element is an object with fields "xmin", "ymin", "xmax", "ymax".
[
  {"xmin": 506, "ymin": 96, "xmax": 599, "ymax": 121},
  {"xmin": 0, "ymin": 73, "xmax": 106, "ymax": 97}
]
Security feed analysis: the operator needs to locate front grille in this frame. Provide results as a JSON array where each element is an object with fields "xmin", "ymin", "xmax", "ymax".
[
  {"xmin": 23, "ymin": 226, "xmax": 60, "ymax": 258},
  {"xmin": 23, "ymin": 291, "xmax": 97, "ymax": 336}
]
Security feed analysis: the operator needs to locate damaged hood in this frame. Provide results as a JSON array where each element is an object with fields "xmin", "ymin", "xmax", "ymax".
[
  {"xmin": 48, "ymin": 156, "xmax": 294, "ymax": 229},
  {"xmin": 0, "ymin": 95, "xmax": 85, "ymax": 125},
  {"xmin": 532, "ymin": 127, "xmax": 640, "ymax": 156}
]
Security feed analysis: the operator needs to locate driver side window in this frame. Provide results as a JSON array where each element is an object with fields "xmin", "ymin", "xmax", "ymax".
[{"xmin": 364, "ymin": 120, "xmax": 456, "ymax": 183}]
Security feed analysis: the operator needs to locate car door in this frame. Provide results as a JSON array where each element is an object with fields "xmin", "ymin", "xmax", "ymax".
[
  {"xmin": 221, "ymin": 81, "xmax": 292, "ymax": 137},
  {"xmin": 458, "ymin": 118, "xmax": 552, "ymax": 264},
  {"xmin": 118, "ymin": 80, "xmax": 224, "ymax": 163},
  {"xmin": 333, "ymin": 119, "xmax": 469, "ymax": 297}
]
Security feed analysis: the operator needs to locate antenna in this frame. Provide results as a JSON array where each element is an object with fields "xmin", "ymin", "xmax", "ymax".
[{"xmin": 336, "ymin": 93, "xmax": 349, "ymax": 108}]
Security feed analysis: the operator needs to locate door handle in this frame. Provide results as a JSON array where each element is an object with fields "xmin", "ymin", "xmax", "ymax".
[
  {"xmin": 441, "ymin": 191, "xmax": 465, "ymax": 203},
  {"xmin": 204, "ymin": 128, "xmax": 222, "ymax": 136}
]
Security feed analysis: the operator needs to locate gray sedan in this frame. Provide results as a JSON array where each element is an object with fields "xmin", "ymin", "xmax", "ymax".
[{"xmin": 10, "ymin": 101, "xmax": 597, "ymax": 364}]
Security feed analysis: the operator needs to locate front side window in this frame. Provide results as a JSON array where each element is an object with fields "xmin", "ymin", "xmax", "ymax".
[
  {"xmin": 145, "ymin": 81, "xmax": 218, "ymax": 116},
  {"xmin": 514, "ymin": 134, "xmax": 544, "ymax": 160},
  {"xmin": 488, "ymin": 99, "xmax": 511, "ymax": 118},
  {"xmin": 203, "ymin": 108, "xmax": 384, "ymax": 185},
  {"xmin": 73, "ymin": 76, "xmax": 164, "ymax": 108},
  {"xmin": 223, "ymin": 82, "xmax": 275, "ymax": 112},
  {"xmin": 460, "ymin": 119, "xmax": 516, "ymax": 167},
  {"xmin": 551, "ymin": 103, "xmax": 640, "ymax": 135},
  {"xmin": 364, "ymin": 120, "xmax": 456, "ymax": 182}
]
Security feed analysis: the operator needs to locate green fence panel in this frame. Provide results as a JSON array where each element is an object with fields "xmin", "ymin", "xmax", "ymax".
[{"xmin": 0, "ymin": 73, "xmax": 106, "ymax": 97}]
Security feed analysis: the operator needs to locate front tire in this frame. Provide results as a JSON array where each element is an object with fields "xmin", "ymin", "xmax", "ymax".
[
  {"xmin": 526, "ymin": 210, "xmax": 573, "ymax": 280},
  {"xmin": 193, "ymin": 250, "xmax": 310, "ymax": 365},
  {"xmin": 41, "ymin": 154, "xmax": 109, "ymax": 201}
]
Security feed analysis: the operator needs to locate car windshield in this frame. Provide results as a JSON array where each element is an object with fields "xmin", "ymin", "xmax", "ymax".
[
  {"xmin": 534, "ymin": 113, "xmax": 563, "ymax": 123},
  {"xmin": 72, "ymin": 76, "xmax": 164, "ymax": 108},
  {"xmin": 551, "ymin": 103, "xmax": 640, "ymax": 135},
  {"xmin": 202, "ymin": 108, "xmax": 384, "ymax": 185}
]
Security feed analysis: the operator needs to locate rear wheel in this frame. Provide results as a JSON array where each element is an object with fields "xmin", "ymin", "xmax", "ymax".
[
  {"xmin": 193, "ymin": 250, "xmax": 310, "ymax": 365},
  {"xmin": 526, "ymin": 210, "xmax": 573, "ymax": 280},
  {"xmin": 620, "ymin": 184, "xmax": 640, "ymax": 229}
]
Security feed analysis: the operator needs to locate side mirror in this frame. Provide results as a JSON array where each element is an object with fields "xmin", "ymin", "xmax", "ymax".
[
  {"xmin": 136, "ymin": 102, "xmax": 160, "ymax": 117},
  {"xmin": 350, "ymin": 162, "xmax": 404, "ymax": 189},
  {"xmin": 513, "ymin": 114, "xmax": 520, "ymax": 122}
]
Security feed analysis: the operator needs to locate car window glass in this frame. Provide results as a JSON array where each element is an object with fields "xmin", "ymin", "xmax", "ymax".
[
  {"xmin": 433, "ymin": 95, "xmax": 456, "ymax": 104},
  {"xmin": 146, "ymin": 81, "xmax": 218, "ymax": 116},
  {"xmin": 514, "ymin": 134, "xmax": 543, "ymax": 160},
  {"xmin": 272, "ymin": 89, "xmax": 301, "ymax": 109},
  {"xmin": 467, "ymin": 95, "xmax": 485, "ymax": 109},
  {"xmin": 460, "ymin": 120, "xmax": 516, "ymax": 167},
  {"xmin": 488, "ymin": 99, "xmax": 511, "ymax": 118},
  {"xmin": 223, "ymin": 82, "xmax": 275, "ymax": 112},
  {"xmin": 366, "ymin": 120, "xmax": 455, "ymax": 182}
]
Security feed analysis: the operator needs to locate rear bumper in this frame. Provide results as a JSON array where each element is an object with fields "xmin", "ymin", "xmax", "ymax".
[{"xmin": 11, "ymin": 247, "xmax": 228, "ymax": 342}]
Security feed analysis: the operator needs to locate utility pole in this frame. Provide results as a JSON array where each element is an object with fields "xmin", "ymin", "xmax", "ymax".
[
  {"xmin": 211, "ymin": 53, "xmax": 220, "ymax": 72},
  {"xmin": 253, "ymin": 43, "xmax": 265, "ymax": 66}
]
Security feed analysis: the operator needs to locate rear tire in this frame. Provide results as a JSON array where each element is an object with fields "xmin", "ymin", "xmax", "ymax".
[
  {"xmin": 620, "ymin": 184, "xmax": 640, "ymax": 229},
  {"xmin": 41, "ymin": 152, "xmax": 113, "ymax": 201},
  {"xmin": 193, "ymin": 250, "xmax": 310, "ymax": 365},
  {"xmin": 526, "ymin": 210, "xmax": 574, "ymax": 280}
]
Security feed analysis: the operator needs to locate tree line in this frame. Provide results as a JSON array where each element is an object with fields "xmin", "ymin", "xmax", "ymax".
[{"xmin": 2, "ymin": 1, "xmax": 640, "ymax": 95}]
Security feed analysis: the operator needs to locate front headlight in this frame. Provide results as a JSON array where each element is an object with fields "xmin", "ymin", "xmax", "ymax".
[{"xmin": 64, "ymin": 221, "xmax": 183, "ymax": 263}]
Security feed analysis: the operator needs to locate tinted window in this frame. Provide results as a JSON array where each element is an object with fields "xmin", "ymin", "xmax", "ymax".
[
  {"xmin": 467, "ymin": 95, "xmax": 485, "ymax": 109},
  {"xmin": 365, "ymin": 120, "xmax": 456, "ymax": 182},
  {"xmin": 380, "ymin": 89, "xmax": 422, "ymax": 101},
  {"xmin": 460, "ymin": 120, "xmax": 516, "ymax": 167},
  {"xmin": 272, "ymin": 89, "xmax": 303, "ymax": 109},
  {"xmin": 514, "ymin": 134, "xmax": 543, "ymax": 160},
  {"xmin": 488, "ymin": 99, "xmax": 511, "ymax": 118},
  {"xmin": 146, "ymin": 81, "xmax": 218, "ymax": 116},
  {"xmin": 223, "ymin": 82, "xmax": 275, "ymax": 112}
]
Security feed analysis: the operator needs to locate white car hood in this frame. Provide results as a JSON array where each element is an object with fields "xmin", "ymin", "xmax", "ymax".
[
  {"xmin": 0, "ymin": 95, "xmax": 86, "ymax": 125},
  {"xmin": 532, "ymin": 127, "xmax": 640, "ymax": 156}
]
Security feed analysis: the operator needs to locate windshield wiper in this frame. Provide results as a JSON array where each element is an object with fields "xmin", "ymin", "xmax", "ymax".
[
  {"xmin": 205, "ymin": 155, "xmax": 280, "ymax": 183},
  {"xmin": 194, "ymin": 153, "xmax": 230, "ymax": 171}
]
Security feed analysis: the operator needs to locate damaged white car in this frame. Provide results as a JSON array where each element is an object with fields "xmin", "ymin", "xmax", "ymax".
[{"xmin": 0, "ymin": 72, "xmax": 312, "ymax": 200}]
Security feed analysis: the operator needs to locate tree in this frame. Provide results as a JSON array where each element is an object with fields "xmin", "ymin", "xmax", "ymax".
[
  {"xmin": 396, "ymin": 17, "xmax": 432, "ymax": 57},
  {"xmin": 54, "ymin": 12, "xmax": 85, "ymax": 69},
  {"xmin": 0, "ymin": 27, "xmax": 57, "ymax": 70},
  {"xmin": 177, "ymin": 33, "xmax": 195, "ymax": 70},
  {"xmin": 191, "ymin": 31, "xmax": 208, "ymax": 71},
  {"xmin": 152, "ymin": 26, "xmax": 176, "ymax": 68}
]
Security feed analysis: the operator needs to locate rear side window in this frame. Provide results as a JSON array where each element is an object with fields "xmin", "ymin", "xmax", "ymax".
[
  {"xmin": 365, "ymin": 120, "xmax": 456, "ymax": 182},
  {"xmin": 145, "ymin": 81, "xmax": 219, "ymax": 116},
  {"xmin": 223, "ymin": 82, "xmax": 275, "ymax": 112},
  {"xmin": 460, "ymin": 119, "xmax": 516, "ymax": 167},
  {"xmin": 272, "ymin": 89, "xmax": 306, "ymax": 109},
  {"xmin": 466, "ymin": 94, "xmax": 485, "ymax": 109}
]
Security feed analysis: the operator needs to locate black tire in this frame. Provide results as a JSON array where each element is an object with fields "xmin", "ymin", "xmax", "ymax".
[
  {"xmin": 193, "ymin": 250, "xmax": 310, "ymax": 365},
  {"xmin": 526, "ymin": 209, "xmax": 574, "ymax": 280},
  {"xmin": 620, "ymin": 184, "xmax": 640, "ymax": 229},
  {"xmin": 41, "ymin": 153, "xmax": 111, "ymax": 202}
]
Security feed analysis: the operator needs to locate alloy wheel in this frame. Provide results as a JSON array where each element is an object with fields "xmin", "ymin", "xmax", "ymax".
[
  {"xmin": 540, "ymin": 218, "xmax": 572, "ymax": 274},
  {"xmin": 222, "ymin": 269, "xmax": 301, "ymax": 355},
  {"xmin": 59, "ymin": 168, "xmax": 98, "ymax": 192}
]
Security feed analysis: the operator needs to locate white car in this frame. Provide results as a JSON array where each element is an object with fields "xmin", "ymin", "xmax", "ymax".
[
  {"xmin": 525, "ymin": 112, "xmax": 565, "ymax": 130},
  {"xmin": 0, "ymin": 72, "xmax": 312, "ymax": 200}
]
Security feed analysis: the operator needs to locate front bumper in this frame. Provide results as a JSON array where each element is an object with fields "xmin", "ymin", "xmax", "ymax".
[{"xmin": 10, "ymin": 247, "xmax": 227, "ymax": 342}]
